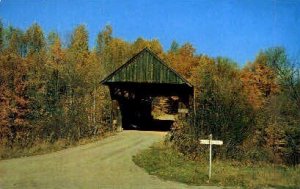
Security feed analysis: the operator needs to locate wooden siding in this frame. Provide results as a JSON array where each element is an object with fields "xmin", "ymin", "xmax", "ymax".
[{"xmin": 102, "ymin": 48, "xmax": 192, "ymax": 87}]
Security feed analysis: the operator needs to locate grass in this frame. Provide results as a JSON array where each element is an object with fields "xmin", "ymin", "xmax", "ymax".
[
  {"xmin": 133, "ymin": 142, "xmax": 300, "ymax": 188},
  {"xmin": 0, "ymin": 132, "xmax": 115, "ymax": 160}
]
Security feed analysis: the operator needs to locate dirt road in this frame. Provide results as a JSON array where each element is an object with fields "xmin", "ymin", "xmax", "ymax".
[{"xmin": 0, "ymin": 131, "xmax": 217, "ymax": 189}]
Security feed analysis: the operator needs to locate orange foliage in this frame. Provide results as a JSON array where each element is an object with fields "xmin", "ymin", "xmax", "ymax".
[
  {"xmin": 0, "ymin": 53, "xmax": 29, "ymax": 146},
  {"xmin": 166, "ymin": 43, "xmax": 199, "ymax": 80},
  {"xmin": 241, "ymin": 54, "xmax": 279, "ymax": 109}
]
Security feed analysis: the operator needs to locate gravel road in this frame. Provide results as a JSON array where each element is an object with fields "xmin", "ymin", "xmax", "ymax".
[{"xmin": 0, "ymin": 130, "xmax": 218, "ymax": 189}]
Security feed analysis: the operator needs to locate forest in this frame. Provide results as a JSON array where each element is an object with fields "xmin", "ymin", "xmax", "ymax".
[{"xmin": 0, "ymin": 22, "xmax": 299, "ymax": 165}]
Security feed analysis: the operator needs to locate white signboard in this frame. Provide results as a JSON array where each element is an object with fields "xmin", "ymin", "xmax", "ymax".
[
  {"xmin": 199, "ymin": 134, "xmax": 223, "ymax": 181},
  {"xmin": 199, "ymin": 140, "xmax": 223, "ymax": 145}
]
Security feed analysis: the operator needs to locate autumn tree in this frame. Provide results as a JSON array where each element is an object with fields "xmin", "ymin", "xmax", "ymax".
[
  {"xmin": 254, "ymin": 48, "xmax": 299, "ymax": 165},
  {"xmin": 130, "ymin": 38, "xmax": 163, "ymax": 56},
  {"xmin": 166, "ymin": 42, "xmax": 199, "ymax": 80},
  {"xmin": 241, "ymin": 52, "xmax": 279, "ymax": 109},
  {"xmin": 102, "ymin": 38, "xmax": 130, "ymax": 75},
  {"xmin": 238, "ymin": 47, "xmax": 300, "ymax": 165},
  {"xmin": 0, "ymin": 28, "xmax": 30, "ymax": 148}
]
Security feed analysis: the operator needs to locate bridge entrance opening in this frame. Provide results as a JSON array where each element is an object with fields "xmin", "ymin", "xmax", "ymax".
[
  {"xmin": 119, "ymin": 96, "xmax": 178, "ymax": 131},
  {"xmin": 120, "ymin": 97, "xmax": 153, "ymax": 130}
]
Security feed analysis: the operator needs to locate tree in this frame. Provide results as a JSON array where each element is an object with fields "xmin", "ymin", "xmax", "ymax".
[
  {"xmin": 170, "ymin": 56, "xmax": 254, "ymax": 159},
  {"xmin": 241, "ymin": 48, "xmax": 300, "ymax": 165},
  {"xmin": 24, "ymin": 23, "xmax": 47, "ymax": 117},
  {"xmin": 103, "ymin": 38, "xmax": 130, "ymax": 74},
  {"xmin": 0, "ymin": 50, "xmax": 30, "ymax": 148},
  {"xmin": 47, "ymin": 31, "xmax": 59, "ymax": 49},
  {"xmin": 0, "ymin": 24, "xmax": 34, "ymax": 148},
  {"xmin": 43, "ymin": 34, "xmax": 66, "ymax": 140},
  {"xmin": 130, "ymin": 38, "xmax": 163, "ymax": 56},
  {"xmin": 169, "ymin": 40, "xmax": 179, "ymax": 53},
  {"xmin": 166, "ymin": 42, "xmax": 199, "ymax": 80},
  {"xmin": 62, "ymin": 25, "xmax": 92, "ymax": 140},
  {"xmin": 259, "ymin": 48, "xmax": 300, "ymax": 165},
  {"xmin": 96, "ymin": 24, "xmax": 112, "ymax": 56},
  {"xmin": 25, "ymin": 23, "xmax": 45, "ymax": 55},
  {"xmin": 241, "ymin": 52, "xmax": 279, "ymax": 109},
  {"xmin": 265, "ymin": 47, "xmax": 300, "ymax": 107}
]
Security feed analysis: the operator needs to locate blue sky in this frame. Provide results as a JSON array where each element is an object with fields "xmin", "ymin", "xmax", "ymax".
[{"xmin": 0, "ymin": 0, "xmax": 299, "ymax": 65}]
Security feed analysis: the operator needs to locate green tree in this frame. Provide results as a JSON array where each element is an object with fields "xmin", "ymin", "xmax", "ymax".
[{"xmin": 169, "ymin": 40, "xmax": 179, "ymax": 53}]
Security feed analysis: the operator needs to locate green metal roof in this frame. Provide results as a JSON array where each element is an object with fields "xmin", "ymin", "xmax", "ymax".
[{"xmin": 101, "ymin": 48, "xmax": 192, "ymax": 87}]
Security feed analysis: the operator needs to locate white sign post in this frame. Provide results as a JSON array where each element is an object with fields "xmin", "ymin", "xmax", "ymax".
[{"xmin": 199, "ymin": 134, "xmax": 223, "ymax": 181}]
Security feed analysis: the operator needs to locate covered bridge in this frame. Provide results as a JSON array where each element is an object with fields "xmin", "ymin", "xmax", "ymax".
[{"xmin": 101, "ymin": 48, "xmax": 194, "ymax": 130}]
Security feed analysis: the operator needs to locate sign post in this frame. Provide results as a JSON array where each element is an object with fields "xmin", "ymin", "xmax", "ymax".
[
  {"xmin": 209, "ymin": 134, "xmax": 212, "ymax": 180},
  {"xmin": 199, "ymin": 134, "xmax": 223, "ymax": 181}
]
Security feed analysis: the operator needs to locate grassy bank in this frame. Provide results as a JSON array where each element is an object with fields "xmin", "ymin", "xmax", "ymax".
[
  {"xmin": 0, "ymin": 132, "xmax": 115, "ymax": 160},
  {"xmin": 133, "ymin": 142, "xmax": 300, "ymax": 188}
]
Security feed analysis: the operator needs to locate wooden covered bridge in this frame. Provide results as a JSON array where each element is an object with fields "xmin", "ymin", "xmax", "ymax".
[{"xmin": 101, "ymin": 48, "xmax": 194, "ymax": 130}]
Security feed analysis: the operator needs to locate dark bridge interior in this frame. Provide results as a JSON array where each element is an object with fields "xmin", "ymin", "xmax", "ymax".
[
  {"xmin": 119, "ymin": 96, "xmax": 174, "ymax": 131},
  {"xmin": 105, "ymin": 83, "xmax": 192, "ymax": 131}
]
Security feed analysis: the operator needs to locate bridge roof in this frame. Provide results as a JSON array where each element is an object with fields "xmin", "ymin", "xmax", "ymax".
[{"xmin": 101, "ymin": 48, "xmax": 193, "ymax": 88}]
